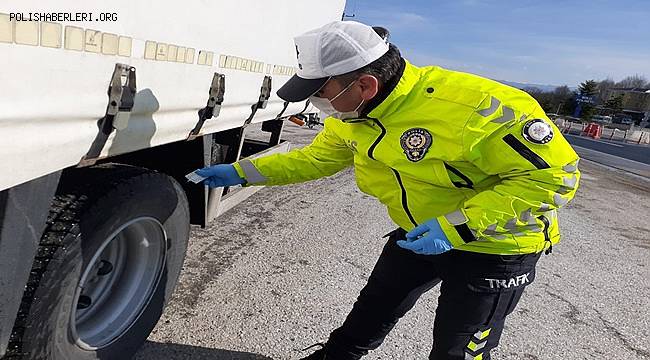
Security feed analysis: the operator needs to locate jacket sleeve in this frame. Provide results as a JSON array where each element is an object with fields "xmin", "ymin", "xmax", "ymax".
[
  {"xmin": 232, "ymin": 118, "xmax": 354, "ymax": 186},
  {"xmin": 436, "ymin": 94, "xmax": 581, "ymax": 248}
]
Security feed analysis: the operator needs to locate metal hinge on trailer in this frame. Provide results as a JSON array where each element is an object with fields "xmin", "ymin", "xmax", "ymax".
[
  {"xmin": 187, "ymin": 72, "xmax": 226, "ymax": 141},
  {"xmin": 79, "ymin": 63, "xmax": 136, "ymax": 167},
  {"xmin": 275, "ymin": 101, "xmax": 290, "ymax": 120},
  {"xmin": 243, "ymin": 75, "xmax": 272, "ymax": 127},
  {"xmin": 261, "ymin": 100, "xmax": 289, "ymax": 132},
  {"xmin": 260, "ymin": 100, "xmax": 290, "ymax": 145}
]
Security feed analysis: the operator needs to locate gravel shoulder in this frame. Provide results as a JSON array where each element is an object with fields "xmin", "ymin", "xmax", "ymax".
[{"xmin": 135, "ymin": 123, "xmax": 650, "ymax": 360}]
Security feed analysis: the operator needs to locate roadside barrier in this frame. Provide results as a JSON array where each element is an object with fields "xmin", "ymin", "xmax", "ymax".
[
  {"xmin": 561, "ymin": 121, "xmax": 588, "ymax": 135},
  {"xmin": 582, "ymin": 123, "xmax": 603, "ymax": 139},
  {"xmin": 556, "ymin": 118, "xmax": 649, "ymax": 145},
  {"xmin": 633, "ymin": 131, "xmax": 650, "ymax": 144}
]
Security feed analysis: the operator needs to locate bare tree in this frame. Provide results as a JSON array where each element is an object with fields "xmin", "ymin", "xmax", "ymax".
[
  {"xmin": 615, "ymin": 74, "xmax": 648, "ymax": 89},
  {"xmin": 597, "ymin": 78, "xmax": 615, "ymax": 91},
  {"xmin": 596, "ymin": 78, "xmax": 616, "ymax": 102},
  {"xmin": 553, "ymin": 85, "xmax": 573, "ymax": 98}
]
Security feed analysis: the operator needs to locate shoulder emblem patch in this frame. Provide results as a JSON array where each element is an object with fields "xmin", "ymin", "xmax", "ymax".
[
  {"xmin": 522, "ymin": 119, "xmax": 554, "ymax": 144},
  {"xmin": 400, "ymin": 128, "xmax": 433, "ymax": 162}
]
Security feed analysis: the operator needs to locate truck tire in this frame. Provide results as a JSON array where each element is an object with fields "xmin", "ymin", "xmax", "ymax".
[{"xmin": 4, "ymin": 164, "xmax": 190, "ymax": 360}]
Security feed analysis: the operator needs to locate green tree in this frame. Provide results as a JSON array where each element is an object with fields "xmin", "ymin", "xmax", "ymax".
[
  {"xmin": 553, "ymin": 85, "xmax": 573, "ymax": 99},
  {"xmin": 523, "ymin": 85, "xmax": 576, "ymax": 115},
  {"xmin": 552, "ymin": 85, "xmax": 574, "ymax": 115},
  {"xmin": 604, "ymin": 94, "xmax": 624, "ymax": 114},
  {"xmin": 524, "ymin": 87, "xmax": 553, "ymax": 112},
  {"xmin": 578, "ymin": 80, "xmax": 598, "ymax": 96}
]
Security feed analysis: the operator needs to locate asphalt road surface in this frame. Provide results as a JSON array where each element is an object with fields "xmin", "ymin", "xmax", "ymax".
[
  {"xmin": 565, "ymin": 134, "xmax": 650, "ymax": 165},
  {"xmin": 135, "ymin": 123, "xmax": 650, "ymax": 360},
  {"xmin": 564, "ymin": 134, "xmax": 650, "ymax": 179}
]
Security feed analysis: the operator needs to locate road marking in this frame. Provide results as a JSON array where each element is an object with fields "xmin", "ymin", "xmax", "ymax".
[
  {"xmin": 573, "ymin": 145, "xmax": 649, "ymax": 166},
  {"xmin": 595, "ymin": 140, "xmax": 624, "ymax": 148},
  {"xmin": 566, "ymin": 134, "xmax": 626, "ymax": 148},
  {"xmin": 572, "ymin": 145, "xmax": 650, "ymax": 179}
]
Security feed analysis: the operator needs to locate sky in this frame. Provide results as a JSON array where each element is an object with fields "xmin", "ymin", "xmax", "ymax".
[{"xmin": 344, "ymin": 0, "xmax": 650, "ymax": 87}]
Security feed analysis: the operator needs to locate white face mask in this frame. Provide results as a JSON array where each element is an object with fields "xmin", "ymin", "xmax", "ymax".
[{"xmin": 309, "ymin": 80, "xmax": 364, "ymax": 120}]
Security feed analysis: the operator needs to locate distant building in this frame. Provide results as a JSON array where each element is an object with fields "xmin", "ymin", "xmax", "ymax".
[
  {"xmin": 603, "ymin": 88, "xmax": 650, "ymax": 111},
  {"xmin": 602, "ymin": 88, "xmax": 650, "ymax": 124}
]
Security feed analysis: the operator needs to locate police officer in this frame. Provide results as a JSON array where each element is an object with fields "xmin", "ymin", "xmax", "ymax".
[{"xmin": 195, "ymin": 21, "xmax": 580, "ymax": 360}]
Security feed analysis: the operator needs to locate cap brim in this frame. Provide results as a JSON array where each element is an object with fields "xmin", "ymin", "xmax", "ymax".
[{"xmin": 277, "ymin": 75, "xmax": 328, "ymax": 102}]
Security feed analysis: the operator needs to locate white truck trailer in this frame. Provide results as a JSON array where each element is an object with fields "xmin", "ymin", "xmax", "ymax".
[{"xmin": 0, "ymin": 1, "xmax": 345, "ymax": 358}]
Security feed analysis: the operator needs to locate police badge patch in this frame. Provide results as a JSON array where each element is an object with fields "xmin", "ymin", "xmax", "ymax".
[
  {"xmin": 522, "ymin": 119, "xmax": 554, "ymax": 144},
  {"xmin": 400, "ymin": 128, "xmax": 433, "ymax": 162}
]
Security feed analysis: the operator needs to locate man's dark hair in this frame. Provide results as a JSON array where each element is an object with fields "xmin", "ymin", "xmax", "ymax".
[
  {"xmin": 335, "ymin": 26, "xmax": 403, "ymax": 86},
  {"xmin": 372, "ymin": 26, "xmax": 390, "ymax": 41}
]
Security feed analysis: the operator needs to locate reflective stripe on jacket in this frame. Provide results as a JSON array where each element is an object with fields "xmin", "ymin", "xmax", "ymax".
[{"xmin": 234, "ymin": 61, "xmax": 580, "ymax": 255}]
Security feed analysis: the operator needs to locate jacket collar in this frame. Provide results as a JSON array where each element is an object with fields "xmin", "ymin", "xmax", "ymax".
[{"xmin": 364, "ymin": 59, "xmax": 419, "ymax": 120}]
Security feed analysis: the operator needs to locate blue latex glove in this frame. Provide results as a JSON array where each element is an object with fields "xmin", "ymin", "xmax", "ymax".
[
  {"xmin": 195, "ymin": 164, "xmax": 246, "ymax": 188},
  {"xmin": 396, "ymin": 218, "xmax": 453, "ymax": 255}
]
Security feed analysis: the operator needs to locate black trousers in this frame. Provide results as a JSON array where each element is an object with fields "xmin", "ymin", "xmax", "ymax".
[{"xmin": 325, "ymin": 228, "xmax": 541, "ymax": 359}]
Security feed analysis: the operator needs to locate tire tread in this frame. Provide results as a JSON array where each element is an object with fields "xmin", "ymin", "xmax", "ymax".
[{"xmin": 4, "ymin": 164, "xmax": 163, "ymax": 359}]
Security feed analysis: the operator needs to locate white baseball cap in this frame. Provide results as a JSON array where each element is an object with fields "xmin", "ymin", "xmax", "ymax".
[{"xmin": 277, "ymin": 21, "xmax": 390, "ymax": 102}]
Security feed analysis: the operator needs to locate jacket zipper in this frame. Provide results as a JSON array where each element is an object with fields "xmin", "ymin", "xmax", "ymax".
[
  {"xmin": 367, "ymin": 118, "xmax": 386, "ymax": 160},
  {"xmin": 502, "ymin": 134, "xmax": 551, "ymax": 169},
  {"xmin": 391, "ymin": 169, "xmax": 418, "ymax": 227},
  {"xmin": 444, "ymin": 163, "xmax": 474, "ymax": 189},
  {"xmin": 367, "ymin": 118, "xmax": 418, "ymax": 227},
  {"xmin": 538, "ymin": 215, "xmax": 552, "ymax": 254}
]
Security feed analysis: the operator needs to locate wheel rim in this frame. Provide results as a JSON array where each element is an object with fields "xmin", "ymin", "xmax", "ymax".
[{"xmin": 72, "ymin": 217, "xmax": 167, "ymax": 350}]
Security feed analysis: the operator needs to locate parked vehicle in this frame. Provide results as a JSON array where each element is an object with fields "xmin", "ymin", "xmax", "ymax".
[
  {"xmin": 0, "ymin": 1, "xmax": 345, "ymax": 359},
  {"xmin": 591, "ymin": 115, "xmax": 613, "ymax": 123}
]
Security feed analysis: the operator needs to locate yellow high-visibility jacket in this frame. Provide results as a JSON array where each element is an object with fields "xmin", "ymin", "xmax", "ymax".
[{"xmin": 234, "ymin": 61, "xmax": 580, "ymax": 255}]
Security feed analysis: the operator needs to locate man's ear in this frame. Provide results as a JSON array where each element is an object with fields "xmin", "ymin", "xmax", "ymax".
[{"xmin": 357, "ymin": 74, "xmax": 379, "ymax": 100}]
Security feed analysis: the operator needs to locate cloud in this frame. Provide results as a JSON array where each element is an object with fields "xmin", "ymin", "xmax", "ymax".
[
  {"xmin": 405, "ymin": 49, "xmax": 485, "ymax": 73},
  {"xmin": 412, "ymin": 32, "xmax": 650, "ymax": 86},
  {"xmin": 393, "ymin": 12, "xmax": 427, "ymax": 24},
  {"xmin": 531, "ymin": 39, "xmax": 650, "ymax": 84},
  {"xmin": 359, "ymin": 8, "xmax": 430, "ymax": 31},
  {"xmin": 353, "ymin": 0, "xmax": 649, "ymax": 86}
]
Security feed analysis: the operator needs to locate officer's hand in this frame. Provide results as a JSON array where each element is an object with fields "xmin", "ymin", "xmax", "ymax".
[
  {"xmin": 195, "ymin": 164, "xmax": 246, "ymax": 188},
  {"xmin": 397, "ymin": 219, "xmax": 453, "ymax": 255}
]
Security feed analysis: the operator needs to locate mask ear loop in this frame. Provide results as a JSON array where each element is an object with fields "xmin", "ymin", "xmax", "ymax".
[
  {"xmin": 310, "ymin": 76, "xmax": 333, "ymax": 99},
  {"xmin": 353, "ymin": 97, "xmax": 365, "ymax": 112},
  {"xmin": 342, "ymin": 76, "xmax": 367, "ymax": 121},
  {"xmin": 330, "ymin": 78, "xmax": 358, "ymax": 102}
]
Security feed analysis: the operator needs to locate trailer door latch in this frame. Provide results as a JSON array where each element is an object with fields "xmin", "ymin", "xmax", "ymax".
[
  {"xmin": 79, "ymin": 63, "xmax": 137, "ymax": 167},
  {"xmin": 109, "ymin": 65, "xmax": 137, "ymax": 131},
  {"xmin": 188, "ymin": 72, "xmax": 226, "ymax": 141},
  {"xmin": 243, "ymin": 75, "xmax": 272, "ymax": 126}
]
